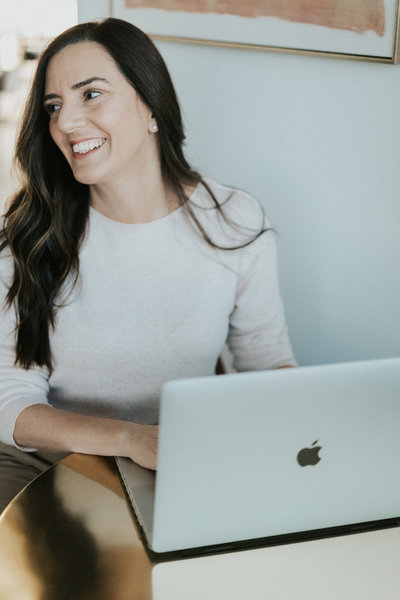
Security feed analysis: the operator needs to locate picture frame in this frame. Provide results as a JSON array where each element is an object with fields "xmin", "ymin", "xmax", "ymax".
[{"xmin": 110, "ymin": 0, "xmax": 400, "ymax": 63}]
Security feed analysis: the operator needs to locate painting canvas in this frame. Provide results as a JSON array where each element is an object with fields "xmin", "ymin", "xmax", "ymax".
[{"xmin": 112, "ymin": 0, "xmax": 400, "ymax": 61}]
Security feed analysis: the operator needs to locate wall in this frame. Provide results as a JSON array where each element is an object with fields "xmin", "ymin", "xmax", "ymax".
[{"xmin": 78, "ymin": 1, "xmax": 400, "ymax": 366}]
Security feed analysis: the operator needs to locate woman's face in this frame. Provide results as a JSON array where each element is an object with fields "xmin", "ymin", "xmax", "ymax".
[{"xmin": 44, "ymin": 41, "xmax": 159, "ymax": 187}]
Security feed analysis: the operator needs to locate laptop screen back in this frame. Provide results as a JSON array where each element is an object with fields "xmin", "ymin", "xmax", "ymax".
[{"xmin": 151, "ymin": 358, "xmax": 400, "ymax": 554}]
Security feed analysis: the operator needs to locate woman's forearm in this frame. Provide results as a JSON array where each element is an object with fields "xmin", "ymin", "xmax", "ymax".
[
  {"xmin": 13, "ymin": 404, "xmax": 158, "ymax": 469},
  {"xmin": 14, "ymin": 404, "xmax": 128, "ymax": 455}
]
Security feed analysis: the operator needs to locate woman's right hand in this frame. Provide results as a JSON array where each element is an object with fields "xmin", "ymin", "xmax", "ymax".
[{"xmin": 122, "ymin": 422, "xmax": 159, "ymax": 470}]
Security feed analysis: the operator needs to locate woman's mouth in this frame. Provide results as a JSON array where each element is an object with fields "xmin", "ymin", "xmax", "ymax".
[{"xmin": 71, "ymin": 138, "xmax": 106, "ymax": 157}]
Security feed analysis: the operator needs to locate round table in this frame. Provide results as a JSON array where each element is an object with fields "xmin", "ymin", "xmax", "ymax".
[{"xmin": 0, "ymin": 454, "xmax": 153, "ymax": 599}]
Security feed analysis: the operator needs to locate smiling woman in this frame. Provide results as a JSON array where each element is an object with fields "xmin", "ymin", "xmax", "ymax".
[
  {"xmin": 43, "ymin": 41, "xmax": 161, "ymax": 216},
  {"xmin": 0, "ymin": 18, "xmax": 296, "ymax": 512}
]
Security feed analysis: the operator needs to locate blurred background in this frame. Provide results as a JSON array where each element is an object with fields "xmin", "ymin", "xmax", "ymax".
[{"xmin": 0, "ymin": 0, "xmax": 77, "ymax": 213}]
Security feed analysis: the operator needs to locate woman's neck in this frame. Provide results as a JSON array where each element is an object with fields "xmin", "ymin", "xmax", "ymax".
[{"xmin": 89, "ymin": 170, "xmax": 178, "ymax": 224}]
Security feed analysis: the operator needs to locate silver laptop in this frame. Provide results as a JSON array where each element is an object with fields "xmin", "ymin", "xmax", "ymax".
[{"xmin": 115, "ymin": 357, "xmax": 400, "ymax": 560}]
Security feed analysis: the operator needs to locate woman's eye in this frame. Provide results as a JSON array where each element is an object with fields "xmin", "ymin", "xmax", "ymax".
[
  {"xmin": 84, "ymin": 90, "xmax": 101, "ymax": 101},
  {"xmin": 44, "ymin": 103, "xmax": 61, "ymax": 115}
]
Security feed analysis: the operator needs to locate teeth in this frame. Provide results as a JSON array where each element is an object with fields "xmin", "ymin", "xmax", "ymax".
[{"xmin": 72, "ymin": 139, "xmax": 105, "ymax": 154}]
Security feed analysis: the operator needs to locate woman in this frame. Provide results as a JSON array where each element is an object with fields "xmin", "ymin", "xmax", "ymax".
[{"xmin": 0, "ymin": 18, "xmax": 295, "ymax": 511}]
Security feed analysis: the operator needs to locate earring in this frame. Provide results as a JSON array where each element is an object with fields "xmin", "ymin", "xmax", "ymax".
[{"xmin": 150, "ymin": 123, "xmax": 159, "ymax": 133}]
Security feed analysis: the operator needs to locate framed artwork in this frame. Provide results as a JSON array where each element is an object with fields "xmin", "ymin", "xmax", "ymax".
[{"xmin": 110, "ymin": 0, "xmax": 400, "ymax": 63}]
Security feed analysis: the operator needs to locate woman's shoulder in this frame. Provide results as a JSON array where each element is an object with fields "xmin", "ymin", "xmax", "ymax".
[
  {"xmin": 188, "ymin": 178, "xmax": 270, "ymax": 246},
  {"xmin": 197, "ymin": 178, "xmax": 264, "ymax": 213}
]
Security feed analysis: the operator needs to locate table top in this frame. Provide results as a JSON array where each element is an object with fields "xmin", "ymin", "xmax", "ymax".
[
  {"xmin": 1, "ymin": 453, "xmax": 399, "ymax": 600},
  {"xmin": 0, "ymin": 454, "xmax": 153, "ymax": 599}
]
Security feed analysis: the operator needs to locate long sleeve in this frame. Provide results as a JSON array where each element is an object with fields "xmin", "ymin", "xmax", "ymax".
[
  {"xmin": 0, "ymin": 253, "xmax": 50, "ymax": 447},
  {"xmin": 227, "ymin": 228, "xmax": 296, "ymax": 371}
]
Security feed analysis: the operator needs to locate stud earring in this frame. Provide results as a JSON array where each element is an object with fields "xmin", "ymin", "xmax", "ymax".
[{"xmin": 150, "ymin": 123, "xmax": 159, "ymax": 133}]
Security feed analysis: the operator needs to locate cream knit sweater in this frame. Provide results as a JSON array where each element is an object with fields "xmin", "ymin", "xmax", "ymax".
[{"xmin": 0, "ymin": 179, "xmax": 295, "ymax": 447}]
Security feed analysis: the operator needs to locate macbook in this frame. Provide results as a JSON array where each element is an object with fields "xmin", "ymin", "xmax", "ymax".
[{"xmin": 116, "ymin": 357, "xmax": 400, "ymax": 560}]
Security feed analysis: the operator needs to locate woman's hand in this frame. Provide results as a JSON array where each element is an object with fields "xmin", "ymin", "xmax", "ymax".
[{"xmin": 122, "ymin": 423, "xmax": 159, "ymax": 471}]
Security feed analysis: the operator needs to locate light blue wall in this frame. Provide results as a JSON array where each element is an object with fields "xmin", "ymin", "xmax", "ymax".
[{"xmin": 78, "ymin": 1, "xmax": 400, "ymax": 366}]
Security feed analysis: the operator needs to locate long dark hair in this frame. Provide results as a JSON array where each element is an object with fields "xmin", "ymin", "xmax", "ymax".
[{"xmin": 0, "ymin": 18, "xmax": 265, "ymax": 371}]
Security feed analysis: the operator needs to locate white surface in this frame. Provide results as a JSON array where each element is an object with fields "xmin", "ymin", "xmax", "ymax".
[
  {"xmin": 78, "ymin": 0, "xmax": 109, "ymax": 22},
  {"xmin": 152, "ymin": 358, "xmax": 400, "ymax": 552},
  {"xmin": 1, "ymin": 0, "xmax": 77, "ymax": 36},
  {"xmin": 152, "ymin": 527, "xmax": 400, "ymax": 600}
]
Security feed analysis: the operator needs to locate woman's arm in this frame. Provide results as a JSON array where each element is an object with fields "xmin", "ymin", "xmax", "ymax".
[
  {"xmin": 228, "ymin": 228, "xmax": 297, "ymax": 372},
  {"xmin": 14, "ymin": 404, "xmax": 158, "ymax": 470},
  {"xmin": 1, "ymin": 261, "xmax": 158, "ymax": 470}
]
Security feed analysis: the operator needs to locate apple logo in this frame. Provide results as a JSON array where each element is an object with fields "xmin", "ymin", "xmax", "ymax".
[{"xmin": 297, "ymin": 440, "xmax": 322, "ymax": 467}]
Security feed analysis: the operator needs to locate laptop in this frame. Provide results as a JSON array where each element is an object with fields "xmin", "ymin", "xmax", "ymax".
[{"xmin": 115, "ymin": 357, "xmax": 400, "ymax": 561}]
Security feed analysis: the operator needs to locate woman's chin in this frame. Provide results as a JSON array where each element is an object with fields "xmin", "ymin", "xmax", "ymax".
[{"xmin": 71, "ymin": 170, "xmax": 100, "ymax": 186}]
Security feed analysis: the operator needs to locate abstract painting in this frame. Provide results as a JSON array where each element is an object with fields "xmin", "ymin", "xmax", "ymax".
[{"xmin": 114, "ymin": 0, "xmax": 400, "ymax": 61}]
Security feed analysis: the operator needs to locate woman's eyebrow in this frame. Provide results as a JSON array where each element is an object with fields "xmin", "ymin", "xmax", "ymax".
[
  {"xmin": 43, "ymin": 77, "xmax": 109, "ymax": 102},
  {"xmin": 71, "ymin": 76, "xmax": 109, "ymax": 90}
]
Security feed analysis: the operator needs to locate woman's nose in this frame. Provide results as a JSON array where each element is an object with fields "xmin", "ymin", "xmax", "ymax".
[{"xmin": 55, "ymin": 103, "xmax": 87, "ymax": 133}]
